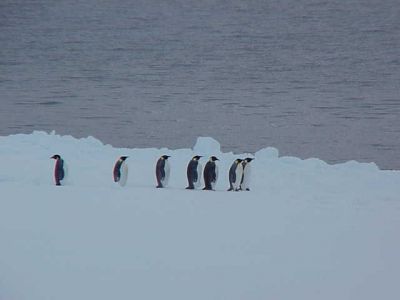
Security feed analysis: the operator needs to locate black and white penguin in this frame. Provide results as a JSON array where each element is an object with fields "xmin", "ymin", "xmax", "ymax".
[
  {"xmin": 186, "ymin": 155, "xmax": 202, "ymax": 189},
  {"xmin": 241, "ymin": 157, "xmax": 254, "ymax": 191},
  {"xmin": 50, "ymin": 154, "xmax": 65, "ymax": 186},
  {"xmin": 113, "ymin": 156, "xmax": 128, "ymax": 187},
  {"xmin": 203, "ymin": 156, "xmax": 219, "ymax": 190},
  {"xmin": 228, "ymin": 158, "xmax": 244, "ymax": 191},
  {"xmin": 156, "ymin": 155, "xmax": 171, "ymax": 188}
]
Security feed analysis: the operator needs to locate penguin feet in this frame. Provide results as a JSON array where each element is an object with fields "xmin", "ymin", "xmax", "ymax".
[
  {"xmin": 203, "ymin": 187, "xmax": 212, "ymax": 191},
  {"xmin": 186, "ymin": 186, "xmax": 194, "ymax": 190},
  {"xmin": 227, "ymin": 187, "xmax": 233, "ymax": 191},
  {"xmin": 156, "ymin": 185, "xmax": 163, "ymax": 188}
]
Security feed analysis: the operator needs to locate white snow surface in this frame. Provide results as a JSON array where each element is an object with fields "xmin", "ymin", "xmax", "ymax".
[{"xmin": 1, "ymin": 131, "xmax": 400, "ymax": 300}]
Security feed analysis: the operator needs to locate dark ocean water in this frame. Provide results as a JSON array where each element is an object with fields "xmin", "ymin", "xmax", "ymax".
[{"xmin": 1, "ymin": 0, "xmax": 399, "ymax": 169}]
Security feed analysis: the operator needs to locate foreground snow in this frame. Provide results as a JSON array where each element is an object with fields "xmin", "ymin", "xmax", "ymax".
[{"xmin": 0, "ymin": 132, "xmax": 399, "ymax": 300}]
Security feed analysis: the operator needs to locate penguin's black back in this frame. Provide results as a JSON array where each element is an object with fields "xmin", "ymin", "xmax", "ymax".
[
  {"xmin": 229, "ymin": 162, "xmax": 237, "ymax": 184},
  {"xmin": 187, "ymin": 159, "xmax": 199, "ymax": 188},
  {"xmin": 203, "ymin": 161, "xmax": 216, "ymax": 190},
  {"xmin": 113, "ymin": 160, "xmax": 123, "ymax": 182},
  {"xmin": 156, "ymin": 158, "xmax": 166, "ymax": 187},
  {"xmin": 228, "ymin": 161, "xmax": 237, "ymax": 190}
]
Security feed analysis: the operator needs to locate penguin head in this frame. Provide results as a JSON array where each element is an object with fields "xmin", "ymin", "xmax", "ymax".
[
  {"xmin": 192, "ymin": 155, "xmax": 202, "ymax": 161},
  {"xmin": 210, "ymin": 156, "xmax": 219, "ymax": 162},
  {"xmin": 51, "ymin": 154, "xmax": 61, "ymax": 160},
  {"xmin": 120, "ymin": 156, "xmax": 128, "ymax": 161},
  {"xmin": 235, "ymin": 158, "xmax": 243, "ymax": 164},
  {"xmin": 161, "ymin": 155, "xmax": 170, "ymax": 160}
]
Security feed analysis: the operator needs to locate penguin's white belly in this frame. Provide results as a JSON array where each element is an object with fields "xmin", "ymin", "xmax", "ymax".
[
  {"xmin": 118, "ymin": 162, "xmax": 128, "ymax": 187},
  {"xmin": 233, "ymin": 165, "xmax": 243, "ymax": 190},
  {"xmin": 60, "ymin": 162, "xmax": 68, "ymax": 185},
  {"xmin": 241, "ymin": 165, "xmax": 251, "ymax": 190},
  {"xmin": 194, "ymin": 162, "xmax": 202, "ymax": 188}
]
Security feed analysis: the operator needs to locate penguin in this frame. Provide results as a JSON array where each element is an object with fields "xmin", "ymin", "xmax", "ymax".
[
  {"xmin": 156, "ymin": 155, "xmax": 170, "ymax": 188},
  {"xmin": 240, "ymin": 157, "xmax": 254, "ymax": 191},
  {"xmin": 228, "ymin": 158, "xmax": 243, "ymax": 191},
  {"xmin": 113, "ymin": 156, "xmax": 128, "ymax": 187},
  {"xmin": 186, "ymin": 155, "xmax": 202, "ymax": 189},
  {"xmin": 50, "ymin": 154, "xmax": 65, "ymax": 186},
  {"xmin": 203, "ymin": 156, "xmax": 219, "ymax": 190}
]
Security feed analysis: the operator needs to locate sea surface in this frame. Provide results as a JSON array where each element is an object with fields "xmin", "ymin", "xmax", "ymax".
[{"xmin": 1, "ymin": 0, "xmax": 399, "ymax": 169}]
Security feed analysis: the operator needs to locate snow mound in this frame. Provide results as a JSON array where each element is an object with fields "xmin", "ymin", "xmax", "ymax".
[
  {"xmin": 255, "ymin": 146, "xmax": 279, "ymax": 160},
  {"xmin": 193, "ymin": 136, "xmax": 221, "ymax": 156}
]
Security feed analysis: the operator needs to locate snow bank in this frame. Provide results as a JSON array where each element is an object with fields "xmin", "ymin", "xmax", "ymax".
[{"xmin": 0, "ymin": 131, "xmax": 399, "ymax": 300}]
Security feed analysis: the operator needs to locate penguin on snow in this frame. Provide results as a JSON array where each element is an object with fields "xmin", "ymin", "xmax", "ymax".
[
  {"xmin": 50, "ymin": 154, "xmax": 66, "ymax": 186},
  {"xmin": 228, "ymin": 158, "xmax": 243, "ymax": 191},
  {"xmin": 156, "ymin": 155, "xmax": 171, "ymax": 188},
  {"xmin": 203, "ymin": 156, "xmax": 219, "ymax": 191},
  {"xmin": 113, "ymin": 156, "xmax": 129, "ymax": 187},
  {"xmin": 186, "ymin": 155, "xmax": 202, "ymax": 189},
  {"xmin": 240, "ymin": 157, "xmax": 254, "ymax": 191}
]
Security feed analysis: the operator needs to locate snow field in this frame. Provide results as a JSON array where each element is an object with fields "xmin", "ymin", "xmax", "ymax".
[{"xmin": 0, "ymin": 131, "xmax": 399, "ymax": 300}]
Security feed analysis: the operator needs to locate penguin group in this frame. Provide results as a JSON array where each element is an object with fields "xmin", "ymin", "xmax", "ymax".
[
  {"xmin": 227, "ymin": 157, "xmax": 253, "ymax": 191},
  {"xmin": 50, "ymin": 154, "xmax": 254, "ymax": 191}
]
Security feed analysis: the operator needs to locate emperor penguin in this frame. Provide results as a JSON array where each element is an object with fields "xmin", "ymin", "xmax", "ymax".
[
  {"xmin": 186, "ymin": 155, "xmax": 202, "ymax": 189},
  {"xmin": 203, "ymin": 156, "xmax": 219, "ymax": 190},
  {"xmin": 241, "ymin": 157, "xmax": 254, "ymax": 191},
  {"xmin": 156, "ymin": 155, "xmax": 171, "ymax": 188},
  {"xmin": 50, "ymin": 154, "xmax": 66, "ymax": 186},
  {"xmin": 228, "ymin": 158, "xmax": 244, "ymax": 191},
  {"xmin": 113, "ymin": 156, "xmax": 128, "ymax": 187}
]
